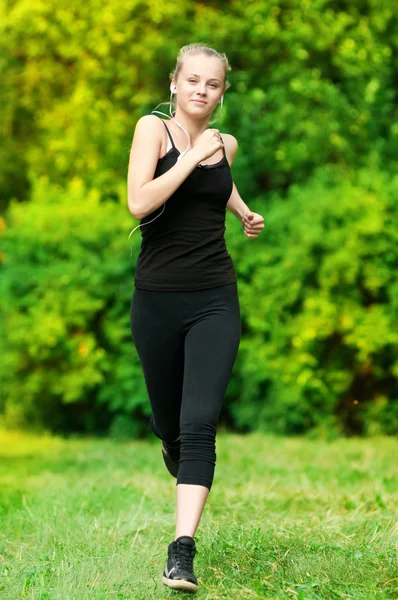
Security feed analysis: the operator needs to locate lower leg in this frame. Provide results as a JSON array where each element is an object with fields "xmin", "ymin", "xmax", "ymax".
[{"xmin": 175, "ymin": 483, "xmax": 209, "ymax": 540}]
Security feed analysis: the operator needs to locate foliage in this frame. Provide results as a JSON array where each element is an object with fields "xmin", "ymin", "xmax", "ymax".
[
  {"xmin": 226, "ymin": 163, "xmax": 398, "ymax": 436},
  {"xmin": 0, "ymin": 175, "xmax": 147, "ymax": 434},
  {"xmin": 1, "ymin": 165, "xmax": 397, "ymax": 436},
  {"xmin": 1, "ymin": 0, "xmax": 397, "ymax": 210},
  {"xmin": 1, "ymin": 0, "xmax": 397, "ymax": 435}
]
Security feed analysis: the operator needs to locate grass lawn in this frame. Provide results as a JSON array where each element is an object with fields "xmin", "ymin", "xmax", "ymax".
[{"xmin": 0, "ymin": 428, "xmax": 396, "ymax": 599}]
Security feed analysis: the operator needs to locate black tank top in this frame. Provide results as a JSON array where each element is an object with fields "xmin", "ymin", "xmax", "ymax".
[{"xmin": 134, "ymin": 118, "xmax": 237, "ymax": 291}]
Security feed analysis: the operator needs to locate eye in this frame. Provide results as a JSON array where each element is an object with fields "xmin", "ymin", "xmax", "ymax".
[
  {"xmin": 209, "ymin": 84, "xmax": 217, "ymax": 88},
  {"xmin": 188, "ymin": 79, "xmax": 196, "ymax": 83}
]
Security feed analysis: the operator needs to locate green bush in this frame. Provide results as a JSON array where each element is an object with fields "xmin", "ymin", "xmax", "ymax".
[
  {"xmin": 1, "ymin": 0, "xmax": 397, "ymax": 211},
  {"xmin": 1, "ymin": 0, "xmax": 397, "ymax": 436},
  {"xmin": 1, "ymin": 166, "xmax": 396, "ymax": 437},
  {"xmin": 0, "ymin": 175, "xmax": 147, "ymax": 435},
  {"xmin": 225, "ymin": 163, "xmax": 398, "ymax": 437}
]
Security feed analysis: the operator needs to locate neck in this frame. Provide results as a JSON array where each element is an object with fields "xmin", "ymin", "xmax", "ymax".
[{"xmin": 172, "ymin": 109, "xmax": 211, "ymax": 145}]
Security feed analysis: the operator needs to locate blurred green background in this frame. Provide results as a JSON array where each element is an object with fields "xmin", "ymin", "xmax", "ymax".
[{"xmin": 1, "ymin": 0, "xmax": 397, "ymax": 438}]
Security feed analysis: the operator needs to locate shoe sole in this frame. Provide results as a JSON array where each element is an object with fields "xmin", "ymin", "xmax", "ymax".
[{"xmin": 162, "ymin": 575, "xmax": 198, "ymax": 593}]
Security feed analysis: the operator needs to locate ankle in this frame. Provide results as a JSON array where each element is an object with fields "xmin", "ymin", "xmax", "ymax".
[{"xmin": 174, "ymin": 534, "xmax": 195, "ymax": 542}]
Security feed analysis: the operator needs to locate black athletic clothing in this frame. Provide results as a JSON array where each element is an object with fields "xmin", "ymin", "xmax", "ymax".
[
  {"xmin": 130, "ymin": 282, "xmax": 241, "ymax": 491},
  {"xmin": 130, "ymin": 116, "xmax": 241, "ymax": 490},
  {"xmin": 134, "ymin": 119, "xmax": 237, "ymax": 291}
]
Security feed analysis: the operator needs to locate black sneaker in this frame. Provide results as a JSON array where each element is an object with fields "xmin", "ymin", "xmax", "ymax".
[
  {"xmin": 162, "ymin": 536, "xmax": 198, "ymax": 593},
  {"xmin": 149, "ymin": 415, "xmax": 181, "ymax": 478},
  {"xmin": 161, "ymin": 437, "xmax": 180, "ymax": 478}
]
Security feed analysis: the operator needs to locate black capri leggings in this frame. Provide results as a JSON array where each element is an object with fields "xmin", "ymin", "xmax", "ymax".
[{"xmin": 130, "ymin": 281, "xmax": 241, "ymax": 491}]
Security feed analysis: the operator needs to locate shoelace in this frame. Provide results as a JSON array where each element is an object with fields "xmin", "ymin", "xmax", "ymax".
[{"xmin": 173, "ymin": 541, "xmax": 195, "ymax": 572}]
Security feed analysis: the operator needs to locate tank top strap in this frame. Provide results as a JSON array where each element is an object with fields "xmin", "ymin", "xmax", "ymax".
[
  {"xmin": 160, "ymin": 120, "xmax": 176, "ymax": 150},
  {"xmin": 159, "ymin": 119, "xmax": 226, "ymax": 161},
  {"xmin": 219, "ymin": 134, "xmax": 227, "ymax": 160}
]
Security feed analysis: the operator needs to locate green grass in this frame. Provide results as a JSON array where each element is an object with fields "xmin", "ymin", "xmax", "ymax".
[{"xmin": 0, "ymin": 428, "xmax": 396, "ymax": 599}]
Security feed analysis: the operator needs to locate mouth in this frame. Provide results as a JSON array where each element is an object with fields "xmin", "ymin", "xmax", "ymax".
[{"xmin": 192, "ymin": 100, "xmax": 207, "ymax": 104}]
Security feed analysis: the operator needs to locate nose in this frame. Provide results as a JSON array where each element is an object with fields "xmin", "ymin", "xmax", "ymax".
[{"xmin": 196, "ymin": 83, "xmax": 207, "ymax": 96}]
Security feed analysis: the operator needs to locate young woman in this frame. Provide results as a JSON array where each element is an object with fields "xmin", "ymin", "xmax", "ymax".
[{"xmin": 127, "ymin": 43, "xmax": 264, "ymax": 594}]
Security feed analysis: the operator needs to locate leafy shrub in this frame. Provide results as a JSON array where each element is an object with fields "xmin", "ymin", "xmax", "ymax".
[
  {"xmin": 0, "ymin": 175, "xmax": 148, "ymax": 435},
  {"xmin": 226, "ymin": 163, "xmax": 398, "ymax": 437},
  {"xmin": 1, "ymin": 165, "xmax": 397, "ymax": 437}
]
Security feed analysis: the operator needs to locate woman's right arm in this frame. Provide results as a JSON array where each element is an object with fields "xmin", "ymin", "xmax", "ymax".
[{"xmin": 127, "ymin": 115, "xmax": 199, "ymax": 220}]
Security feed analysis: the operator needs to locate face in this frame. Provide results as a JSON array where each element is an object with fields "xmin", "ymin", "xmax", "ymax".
[{"xmin": 172, "ymin": 54, "xmax": 224, "ymax": 117}]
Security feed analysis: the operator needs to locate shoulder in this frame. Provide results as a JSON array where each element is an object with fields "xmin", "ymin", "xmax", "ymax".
[
  {"xmin": 131, "ymin": 114, "xmax": 164, "ymax": 153},
  {"xmin": 135, "ymin": 114, "xmax": 164, "ymax": 133},
  {"xmin": 220, "ymin": 133, "xmax": 239, "ymax": 166}
]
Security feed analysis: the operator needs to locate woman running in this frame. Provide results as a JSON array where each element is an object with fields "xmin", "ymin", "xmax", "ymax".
[{"xmin": 127, "ymin": 42, "xmax": 264, "ymax": 594}]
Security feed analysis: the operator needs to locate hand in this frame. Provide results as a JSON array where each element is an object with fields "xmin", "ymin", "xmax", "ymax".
[
  {"xmin": 242, "ymin": 211, "xmax": 264, "ymax": 238},
  {"xmin": 190, "ymin": 129, "xmax": 224, "ymax": 164}
]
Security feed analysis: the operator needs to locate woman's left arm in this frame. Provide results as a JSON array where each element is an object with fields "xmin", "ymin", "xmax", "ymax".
[{"xmin": 223, "ymin": 134, "xmax": 265, "ymax": 239}]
